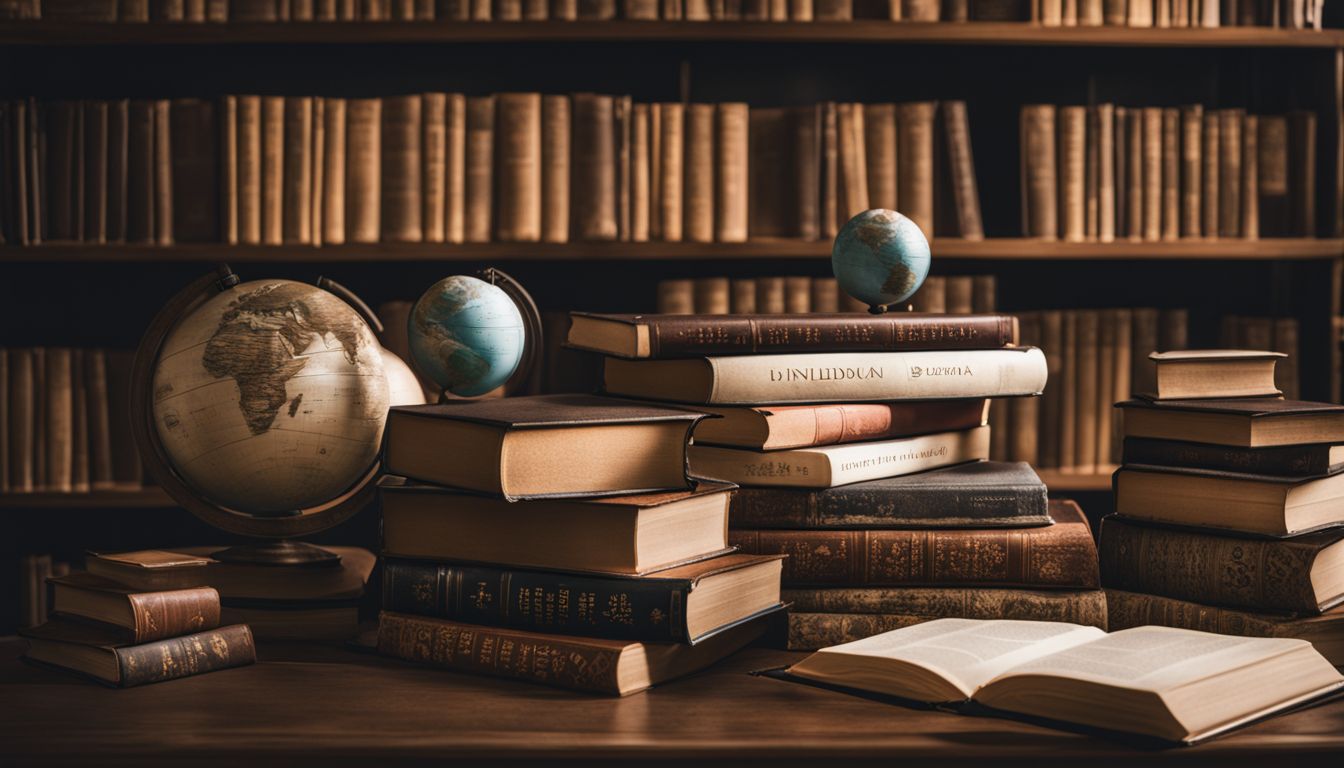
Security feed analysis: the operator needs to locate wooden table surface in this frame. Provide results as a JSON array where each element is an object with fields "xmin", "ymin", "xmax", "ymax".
[{"xmin": 1, "ymin": 638, "xmax": 1342, "ymax": 767}]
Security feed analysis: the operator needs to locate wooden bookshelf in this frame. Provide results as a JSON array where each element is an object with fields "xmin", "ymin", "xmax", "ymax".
[
  {"xmin": 2, "ymin": 21, "xmax": 1342, "ymax": 48},
  {"xmin": 0, "ymin": 487, "xmax": 176, "ymax": 509},
  {"xmin": 3, "ymin": 238, "xmax": 1339, "ymax": 263}
]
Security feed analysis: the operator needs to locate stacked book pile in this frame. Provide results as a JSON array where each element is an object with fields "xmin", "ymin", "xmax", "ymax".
[
  {"xmin": 568, "ymin": 308, "xmax": 1104, "ymax": 650},
  {"xmin": 1100, "ymin": 350, "xmax": 1344, "ymax": 664},
  {"xmin": 1021, "ymin": 104, "xmax": 1318, "ymax": 241},
  {"xmin": 19, "ymin": 550, "xmax": 255, "ymax": 687},
  {"xmin": 378, "ymin": 394, "xmax": 785, "ymax": 695}
]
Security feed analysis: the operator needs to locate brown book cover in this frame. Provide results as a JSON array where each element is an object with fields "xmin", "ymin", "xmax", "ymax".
[
  {"xmin": 219, "ymin": 96, "xmax": 237, "ymax": 244},
  {"xmin": 897, "ymin": 102, "xmax": 936, "ymax": 239},
  {"xmin": 320, "ymin": 98, "xmax": 346, "ymax": 245},
  {"xmin": 1218, "ymin": 108, "xmax": 1243, "ymax": 238},
  {"xmin": 309, "ymin": 98, "xmax": 327, "ymax": 242},
  {"xmin": 754, "ymin": 277, "xmax": 785, "ymax": 314},
  {"xmin": 1020, "ymin": 104, "xmax": 1057, "ymax": 239},
  {"xmin": 258, "ymin": 96, "xmax": 284, "ymax": 245},
  {"xmin": 1084, "ymin": 104, "xmax": 1099, "ymax": 240},
  {"xmin": 784, "ymin": 277, "xmax": 811, "ymax": 314},
  {"xmin": 1113, "ymin": 106, "xmax": 1126, "ymax": 238},
  {"xmin": 282, "ymin": 97, "xmax": 314, "ymax": 244},
  {"xmin": 1180, "ymin": 105, "xmax": 1202, "ymax": 237},
  {"xmin": 345, "ymin": 98, "xmax": 381, "ymax": 243},
  {"xmin": 1100, "ymin": 516, "xmax": 1344, "ymax": 614},
  {"xmin": 50, "ymin": 572, "xmax": 222, "ymax": 643},
  {"xmin": 464, "ymin": 95, "xmax": 494, "ymax": 242},
  {"xmin": 1038, "ymin": 310, "xmax": 1063, "ymax": 469},
  {"xmin": 1124, "ymin": 107, "xmax": 1142, "ymax": 240},
  {"xmin": 6, "ymin": 349, "xmax": 31, "ymax": 492},
  {"xmin": 1058, "ymin": 311, "xmax": 1078, "ymax": 472},
  {"xmin": 104, "ymin": 350, "xmax": 142, "ymax": 489},
  {"xmin": 573, "ymin": 93, "xmax": 617, "ymax": 241},
  {"xmin": 1288, "ymin": 111, "xmax": 1316, "ymax": 236},
  {"xmin": 443, "ymin": 94, "xmax": 466, "ymax": 243},
  {"xmin": 730, "ymin": 279, "xmax": 757, "ymax": 314},
  {"xmin": 630, "ymin": 102, "xmax": 650, "ymax": 241},
  {"xmin": 821, "ymin": 101, "xmax": 839, "ymax": 239},
  {"xmin": 82, "ymin": 101, "xmax": 107, "ymax": 244},
  {"xmin": 793, "ymin": 105, "xmax": 822, "ymax": 241},
  {"xmin": 1058, "ymin": 105, "xmax": 1086, "ymax": 242},
  {"xmin": 864, "ymin": 103, "xmax": 897, "ymax": 212},
  {"xmin": 716, "ymin": 103, "xmax": 749, "ymax": 243},
  {"xmin": 615, "ymin": 96, "xmax": 633, "ymax": 242},
  {"xmin": 23, "ymin": 621, "xmax": 255, "ymax": 688},
  {"xmin": 1141, "ymin": 106, "xmax": 1162, "ymax": 242},
  {"xmin": 235, "ymin": 95, "xmax": 262, "ymax": 244},
  {"xmin": 124, "ymin": 101, "xmax": 156, "ymax": 244},
  {"xmin": 421, "ymin": 93, "xmax": 447, "ymax": 243},
  {"xmin": 71, "ymin": 350, "xmax": 88, "ymax": 493},
  {"xmin": 1241, "ymin": 113, "xmax": 1259, "ymax": 240},
  {"xmin": 942, "ymin": 100, "xmax": 983, "ymax": 240},
  {"xmin": 380, "ymin": 95, "xmax": 423, "ymax": 242},
  {"xmin": 684, "ymin": 104, "xmax": 715, "ymax": 243},
  {"xmin": 541, "ymin": 94, "xmax": 571, "ymax": 243},
  {"xmin": 656, "ymin": 279, "xmax": 694, "ymax": 314},
  {"xmin": 44, "ymin": 348, "xmax": 73, "ymax": 493},
  {"xmin": 741, "ymin": 499, "xmax": 1097, "ymax": 587},
  {"xmin": 784, "ymin": 589, "xmax": 1108, "ymax": 650},
  {"xmin": 810, "ymin": 277, "xmax": 840, "ymax": 313},
  {"xmin": 748, "ymin": 109, "xmax": 788, "ymax": 239},
  {"xmin": 1257, "ymin": 115, "xmax": 1289, "ymax": 237},
  {"xmin": 1201, "ymin": 109, "xmax": 1220, "ymax": 240},
  {"xmin": 836, "ymin": 102, "xmax": 869, "ymax": 228},
  {"xmin": 1161, "ymin": 107, "xmax": 1179, "ymax": 240},
  {"xmin": 493, "ymin": 93, "xmax": 542, "ymax": 242},
  {"xmin": 693, "ymin": 278, "xmax": 730, "ymax": 315}
]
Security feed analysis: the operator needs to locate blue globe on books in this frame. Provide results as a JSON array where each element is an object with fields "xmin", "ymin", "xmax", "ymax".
[
  {"xmin": 831, "ymin": 208, "xmax": 932, "ymax": 311},
  {"xmin": 408, "ymin": 275, "xmax": 526, "ymax": 398}
]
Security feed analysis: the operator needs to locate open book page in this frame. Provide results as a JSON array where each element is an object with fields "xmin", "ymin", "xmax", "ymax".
[{"xmin": 805, "ymin": 618, "xmax": 1105, "ymax": 699}]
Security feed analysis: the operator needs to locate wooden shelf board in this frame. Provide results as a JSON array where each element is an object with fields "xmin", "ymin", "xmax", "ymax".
[
  {"xmin": 0, "ymin": 487, "xmax": 177, "ymax": 509},
  {"xmin": 1037, "ymin": 470, "xmax": 1114, "ymax": 492},
  {"xmin": 2, "ymin": 238, "xmax": 1339, "ymax": 263},
  {"xmin": 2, "ymin": 21, "xmax": 1342, "ymax": 48}
]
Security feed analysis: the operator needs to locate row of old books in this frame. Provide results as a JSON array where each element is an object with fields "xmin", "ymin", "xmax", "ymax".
[
  {"xmin": 376, "ymin": 395, "xmax": 786, "ymax": 695},
  {"xmin": 1021, "ymin": 104, "xmax": 1318, "ymax": 242},
  {"xmin": 564, "ymin": 310, "xmax": 1093, "ymax": 651},
  {"xmin": 1, "ymin": 348, "xmax": 144, "ymax": 495},
  {"xmin": 18, "ymin": 553, "xmax": 72, "ymax": 627},
  {"xmin": 0, "ymin": 95, "xmax": 981, "ymax": 246},
  {"xmin": 1031, "ymin": 0, "xmax": 1325, "ymax": 27},
  {"xmin": 1097, "ymin": 351, "xmax": 1344, "ymax": 666},
  {"xmin": 655, "ymin": 273, "xmax": 996, "ymax": 314},
  {"xmin": 19, "ymin": 552, "xmax": 256, "ymax": 687}
]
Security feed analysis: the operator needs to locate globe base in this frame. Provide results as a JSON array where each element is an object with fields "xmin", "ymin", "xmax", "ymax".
[{"xmin": 212, "ymin": 540, "xmax": 343, "ymax": 567}]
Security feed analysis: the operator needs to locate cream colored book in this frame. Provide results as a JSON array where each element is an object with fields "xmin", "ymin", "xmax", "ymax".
[
  {"xmin": 603, "ymin": 348, "xmax": 1047, "ymax": 405},
  {"xmin": 787, "ymin": 618, "xmax": 1344, "ymax": 744},
  {"xmin": 689, "ymin": 426, "xmax": 988, "ymax": 488},
  {"xmin": 1150, "ymin": 349, "xmax": 1284, "ymax": 400}
]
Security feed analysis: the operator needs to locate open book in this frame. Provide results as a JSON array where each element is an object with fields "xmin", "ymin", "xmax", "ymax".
[{"xmin": 786, "ymin": 618, "xmax": 1344, "ymax": 744}]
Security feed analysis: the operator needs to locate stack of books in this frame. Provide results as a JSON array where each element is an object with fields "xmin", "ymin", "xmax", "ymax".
[
  {"xmin": 1100, "ymin": 350, "xmax": 1344, "ymax": 665},
  {"xmin": 19, "ymin": 550, "xmax": 255, "ymax": 687},
  {"xmin": 378, "ymin": 393, "xmax": 785, "ymax": 695},
  {"xmin": 568, "ymin": 309, "xmax": 1105, "ymax": 650}
]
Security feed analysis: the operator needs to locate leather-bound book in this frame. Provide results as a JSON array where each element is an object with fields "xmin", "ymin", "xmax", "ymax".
[
  {"xmin": 716, "ymin": 103, "xmax": 748, "ymax": 243},
  {"xmin": 282, "ymin": 97, "xmax": 314, "ymax": 244},
  {"xmin": 567, "ymin": 311, "xmax": 1019, "ymax": 358},
  {"xmin": 235, "ymin": 96, "xmax": 262, "ymax": 244},
  {"xmin": 784, "ymin": 276, "xmax": 811, "ymax": 313},
  {"xmin": 82, "ymin": 101, "xmax": 107, "ymax": 244},
  {"xmin": 321, "ymin": 98, "xmax": 346, "ymax": 245},
  {"xmin": 754, "ymin": 277, "xmax": 785, "ymax": 314},
  {"xmin": 725, "ymin": 279, "xmax": 755, "ymax": 314},
  {"xmin": 573, "ymin": 93, "xmax": 617, "ymax": 241},
  {"xmin": 864, "ymin": 103, "xmax": 897, "ymax": 212},
  {"xmin": 1256, "ymin": 115, "xmax": 1289, "ymax": 236},
  {"xmin": 734, "ymin": 498, "xmax": 1093, "ymax": 588},
  {"xmin": 1101, "ymin": 516, "xmax": 1344, "ymax": 613},
  {"xmin": 1093, "ymin": 103, "xmax": 1114, "ymax": 242},
  {"xmin": 836, "ymin": 103, "xmax": 869, "ymax": 227},
  {"xmin": 421, "ymin": 93, "xmax": 447, "ymax": 243},
  {"xmin": 793, "ymin": 105, "xmax": 821, "ymax": 240},
  {"xmin": 345, "ymin": 98, "xmax": 382, "ymax": 244},
  {"xmin": 1201, "ymin": 109, "xmax": 1219, "ymax": 239},
  {"xmin": 257, "ymin": 96, "xmax": 284, "ymax": 245},
  {"xmin": 942, "ymin": 100, "xmax": 983, "ymax": 240},
  {"xmin": 1127, "ymin": 0, "xmax": 1151, "ymax": 23},
  {"xmin": 577, "ymin": 0, "xmax": 616, "ymax": 15},
  {"xmin": 494, "ymin": 93, "xmax": 542, "ymax": 242},
  {"xmin": 1142, "ymin": 107, "xmax": 1162, "ymax": 241},
  {"xmin": 382, "ymin": 553, "xmax": 783, "ymax": 643},
  {"xmin": 896, "ymin": 102, "xmax": 935, "ymax": 238},
  {"xmin": 152, "ymin": 100, "xmax": 173, "ymax": 244},
  {"xmin": 44, "ymin": 348, "xmax": 73, "ymax": 494},
  {"xmin": 684, "ymin": 104, "xmax": 715, "ymax": 243},
  {"xmin": 1241, "ymin": 113, "xmax": 1258, "ymax": 240},
  {"xmin": 444, "ymin": 94, "xmax": 466, "ymax": 244},
  {"xmin": 378, "ymin": 608, "xmax": 774, "ymax": 696},
  {"xmin": 656, "ymin": 279, "xmax": 694, "ymax": 314},
  {"xmin": 49, "ymin": 573, "xmax": 221, "ymax": 643},
  {"xmin": 541, "ymin": 95, "xmax": 571, "ymax": 243},
  {"xmin": 655, "ymin": 102, "xmax": 685, "ymax": 241},
  {"xmin": 1020, "ymin": 104, "xmax": 1057, "ymax": 239},
  {"xmin": 1078, "ymin": 0, "xmax": 1100, "ymax": 22},
  {"xmin": 693, "ymin": 277, "xmax": 730, "ymax": 314},
  {"xmin": 785, "ymin": 589, "xmax": 1108, "ymax": 650},
  {"xmin": 23, "ymin": 620, "xmax": 254, "ymax": 688},
  {"xmin": 1287, "ymin": 111, "xmax": 1316, "ymax": 236},
  {"xmin": 220, "ymin": 97, "xmax": 237, "ymax": 244},
  {"xmin": 380, "ymin": 95, "xmax": 423, "ymax": 242},
  {"xmin": 615, "ymin": 96, "xmax": 633, "ymax": 241},
  {"xmin": 1161, "ymin": 107, "xmax": 1179, "ymax": 240},
  {"xmin": 464, "ymin": 95, "xmax": 493, "ymax": 242},
  {"xmin": 1057, "ymin": 105, "xmax": 1086, "ymax": 242},
  {"xmin": 1217, "ymin": 108, "xmax": 1242, "ymax": 238},
  {"xmin": 1122, "ymin": 436, "xmax": 1341, "ymax": 478}
]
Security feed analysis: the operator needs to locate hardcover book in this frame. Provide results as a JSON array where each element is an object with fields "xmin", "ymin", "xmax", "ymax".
[
  {"xmin": 691, "ymin": 399, "xmax": 988, "ymax": 451},
  {"xmin": 1149, "ymin": 349, "xmax": 1284, "ymax": 400},
  {"xmin": 48, "ymin": 572, "xmax": 221, "ymax": 644},
  {"xmin": 728, "ymin": 461, "xmax": 1051, "ymax": 529},
  {"xmin": 1117, "ymin": 398, "xmax": 1344, "ymax": 448},
  {"xmin": 783, "ymin": 618, "xmax": 1344, "ymax": 744},
  {"xmin": 1121, "ymin": 436, "xmax": 1344, "ymax": 478},
  {"xmin": 85, "ymin": 549, "xmax": 214, "ymax": 592},
  {"xmin": 383, "ymin": 394, "xmax": 705, "ymax": 500},
  {"xmin": 690, "ymin": 427, "xmax": 989, "ymax": 488},
  {"xmin": 733, "ymin": 498, "xmax": 1094, "ymax": 588},
  {"xmin": 382, "ymin": 553, "xmax": 783, "ymax": 643},
  {"xmin": 604, "ymin": 348, "xmax": 1048, "ymax": 405},
  {"xmin": 566, "ymin": 312, "xmax": 1019, "ymax": 359},
  {"xmin": 21, "ymin": 619, "xmax": 255, "ymax": 688}
]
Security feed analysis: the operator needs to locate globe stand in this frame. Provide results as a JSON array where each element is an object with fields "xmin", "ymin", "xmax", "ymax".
[{"xmin": 212, "ymin": 540, "xmax": 342, "ymax": 567}]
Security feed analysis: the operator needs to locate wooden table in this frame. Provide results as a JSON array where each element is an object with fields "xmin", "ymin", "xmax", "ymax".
[{"xmin": 1, "ymin": 638, "xmax": 1342, "ymax": 767}]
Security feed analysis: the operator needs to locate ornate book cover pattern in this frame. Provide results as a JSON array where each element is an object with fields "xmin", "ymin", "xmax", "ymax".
[
  {"xmin": 126, "ymin": 587, "xmax": 221, "ymax": 643},
  {"xmin": 114, "ymin": 624, "xmax": 254, "ymax": 687}
]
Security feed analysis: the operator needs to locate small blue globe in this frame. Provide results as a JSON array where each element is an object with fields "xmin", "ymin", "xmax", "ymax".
[
  {"xmin": 831, "ymin": 209, "xmax": 931, "ymax": 309},
  {"xmin": 408, "ymin": 276, "xmax": 525, "ymax": 397}
]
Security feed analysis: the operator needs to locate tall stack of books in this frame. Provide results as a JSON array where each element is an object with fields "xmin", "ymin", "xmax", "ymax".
[
  {"xmin": 567, "ymin": 309, "xmax": 1105, "ymax": 650},
  {"xmin": 378, "ymin": 394, "xmax": 785, "ymax": 695},
  {"xmin": 1100, "ymin": 350, "xmax": 1344, "ymax": 665},
  {"xmin": 19, "ymin": 550, "xmax": 256, "ymax": 687}
]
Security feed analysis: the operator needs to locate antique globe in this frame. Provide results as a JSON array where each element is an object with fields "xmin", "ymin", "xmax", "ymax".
[
  {"xmin": 408, "ymin": 275, "xmax": 526, "ymax": 398},
  {"xmin": 150, "ymin": 278, "xmax": 390, "ymax": 516},
  {"xmin": 832, "ymin": 208, "xmax": 932, "ymax": 311}
]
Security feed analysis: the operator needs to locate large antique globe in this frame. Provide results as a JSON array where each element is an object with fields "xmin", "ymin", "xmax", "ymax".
[
  {"xmin": 408, "ymin": 275, "xmax": 525, "ymax": 398},
  {"xmin": 832, "ymin": 208, "xmax": 932, "ymax": 309},
  {"xmin": 151, "ymin": 279, "xmax": 390, "ymax": 515}
]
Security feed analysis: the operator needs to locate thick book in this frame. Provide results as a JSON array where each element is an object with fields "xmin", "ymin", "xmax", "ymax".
[
  {"xmin": 380, "ymin": 476, "xmax": 734, "ymax": 575},
  {"xmin": 1100, "ymin": 515, "xmax": 1344, "ymax": 613},
  {"xmin": 729, "ymin": 460, "xmax": 1050, "ymax": 530},
  {"xmin": 604, "ymin": 348, "xmax": 1047, "ymax": 406},
  {"xmin": 495, "ymin": 92, "xmax": 542, "ymax": 242},
  {"xmin": 377, "ymin": 606, "xmax": 778, "ymax": 695},
  {"xmin": 783, "ymin": 618, "xmax": 1344, "ymax": 744},
  {"xmin": 733, "ymin": 498, "xmax": 1094, "ymax": 588},
  {"xmin": 382, "ymin": 553, "xmax": 783, "ymax": 643},
  {"xmin": 22, "ymin": 620, "xmax": 254, "ymax": 688},
  {"xmin": 383, "ymin": 394, "xmax": 704, "ymax": 500},
  {"xmin": 1148, "ymin": 349, "xmax": 1284, "ymax": 399},
  {"xmin": 566, "ymin": 312, "xmax": 1019, "ymax": 359},
  {"xmin": 1122, "ymin": 436, "xmax": 1344, "ymax": 478},
  {"xmin": 691, "ymin": 399, "xmax": 987, "ymax": 451},
  {"xmin": 1106, "ymin": 589, "xmax": 1344, "ymax": 666},
  {"xmin": 49, "ymin": 572, "xmax": 221, "ymax": 644},
  {"xmin": 690, "ymin": 427, "xmax": 989, "ymax": 489},
  {"xmin": 381, "ymin": 95, "xmax": 423, "ymax": 242},
  {"xmin": 85, "ymin": 549, "xmax": 214, "ymax": 592},
  {"xmin": 1118, "ymin": 398, "xmax": 1344, "ymax": 448},
  {"xmin": 1113, "ymin": 464, "xmax": 1344, "ymax": 537}
]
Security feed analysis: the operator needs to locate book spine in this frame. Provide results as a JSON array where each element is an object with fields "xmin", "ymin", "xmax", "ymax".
[
  {"xmin": 573, "ymin": 94, "xmax": 618, "ymax": 241},
  {"xmin": 382, "ymin": 560, "xmax": 691, "ymax": 641},
  {"xmin": 630, "ymin": 102, "xmax": 650, "ymax": 242},
  {"xmin": 541, "ymin": 95, "xmax": 571, "ymax": 243},
  {"xmin": 310, "ymin": 99, "xmax": 325, "ymax": 246},
  {"xmin": 1099, "ymin": 517, "xmax": 1324, "ymax": 614},
  {"xmin": 282, "ymin": 97, "xmax": 313, "ymax": 244},
  {"xmin": 126, "ymin": 587, "xmax": 222, "ymax": 643},
  {"xmin": 1241, "ymin": 113, "xmax": 1258, "ymax": 241},
  {"xmin": 1058, "ymin": 105, "xmax": 1086, "ymax": 242},
  {"xmin": 235, "ymin": 96, "xmax": 261, "ymax": 244},
  {"xmin": 322, "ymin": 98, "xmax": 347, "ymax": 245},
  {"xmin": 684, "ymin": 104, "xmax": 715, "ymax": 243},
  {"xmin": 694, "ymin": 278, "xmax": 730, "ymax": 314},
  {"xmin": 377, "ymin": 612, "xmax": 623, "ymax": 694},
  {"xmin": 794, "ymin": 106, "xmax": 821, "ymax": 241},
  {"xmin": 9, "ymin": 349, "xmax": 33, "ymax": 492},
  {"xmin": 730, "ymin": 480, "xmax": 1045, "ymax": 532},
  {"xmin": 821, "ymin": 102, "xmax": 839, "ymax": 239},
  {"xmin": 259, "ymin": 96, "xmax": 285, "ymax": 245},
  {"xmin": 1201, "ymin": 109, "xmax": 1219, "ymax": 240},
  {"xmin": 70, "ymin": 350, "xmax": 88, "ymax": 493},
  {"xmin": 656, "ymin": 279, "xmax": 695, "ymax": 314},
  {"xmin": 896, "ymin": 102, "xmax": 935, "ymax": 239},
  {"xmin": 381, "ymin": 95, "xmax": 423, "ymax": 243},
  {"xmin": 835, "ymin": 102, "xmax": 868, "ymax": 228},
  {"xmin": 113, "ymin": 625, "xmax": 255, "ymax": 688},
  {"xmin": 152, "ymin": 100, "xmax": 172, "ymax": 245},
  {"xmin": 1095, "ymin": 103, "xmax": 1114, "ymax": 242},
  {"xmin": 493, "ymin": 93, "xmax": 542, "ymax": 242},
  {"xmin": 220, "ymin": 97, "xmax": 237, "ymax": 244},
  {"xmin": 715, "ymin": 103, "xmax": 749, "ymax": 243},
  {"xmin": 784, "ymin": 276, "xmax": 810, "ymax": 314},
  {"xmin": 1105, "ymin": 589, "xmax": 1304, "ymax": 638},
  {"xmin": 421, "ymin": 93, "xmax": 447, "ymax": 243},
  {"xmin": 83, "ymin": 101, "xmax": 107, "ymax": 244},
  {"xmin": 345, "ymin": 98, "xmax": 382, "ymax": 244},
  {"xmin": 1020, "ymin": 104, "xmax": 1057, "ymax": 239},
  {"xmin": 1121, "ymin": 436, "xmax": 1331, "ymax": 476},
  {"xmin": 1218, "ymin": 108, "xmax": 1242, "ymax": 238},
  {"xmin": 84, "ymin": 349, "xmax": 113, "ymax": 490},
  {"xmin": 1287, "ymin": 111, "xmax": 1315, "ymax": 237},
  {"xmin": 44, "ymin": 349, "xmax": 72, "ymax": 493},
  {"xmin": 656, "ymin": 102, "xmax": 684, "ymax": 242},
  {"xmin": 942, "ymin": 100, "xmax": 983, "ymax": 240},
  {"xmin": 731, "ymin": 526, "xmax": 1096, "ymax": 588},
  {"xmin": 784, "ymin": 590, "xmax": 1107, "ymax": 650},
  {"xmin": 1141, "ymin": 106, "xmax": 1162, "ymax": 242}
]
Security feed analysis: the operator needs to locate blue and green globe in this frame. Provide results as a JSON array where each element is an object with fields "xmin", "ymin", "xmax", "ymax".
[
  {"xmin": 408, "ymin": 276, "xmax": 525, "ymax": 398},
  {"xmin": 831, "ymin": 209, "xmax": 931, "ymax": 310}
]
